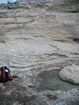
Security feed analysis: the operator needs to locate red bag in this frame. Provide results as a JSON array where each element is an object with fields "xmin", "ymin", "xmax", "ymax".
[{"xmin": 0, "ymin": 66, "xmax": 12, "ymax": 83}]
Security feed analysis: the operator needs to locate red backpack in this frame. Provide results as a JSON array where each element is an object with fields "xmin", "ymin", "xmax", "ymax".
[{"xmin": 0, "ymin": 66, "xmax": 12, "ymax": 83}]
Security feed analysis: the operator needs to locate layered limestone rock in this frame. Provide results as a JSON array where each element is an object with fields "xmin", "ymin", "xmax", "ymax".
[{"xmin": 0, "ymin": 1, "xmax": 79, "ymax": 105}]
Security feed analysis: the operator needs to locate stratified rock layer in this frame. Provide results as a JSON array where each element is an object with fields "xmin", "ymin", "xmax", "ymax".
[{"xmin": 0, "ymin": 1, "xmax": 79, "ymax": 105}]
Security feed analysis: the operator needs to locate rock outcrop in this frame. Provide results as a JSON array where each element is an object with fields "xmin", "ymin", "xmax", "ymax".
[
  {"xmin": 0, "ymin": 0, "xmax": 79, "ymax": 105},
  {"xmin": 59, "ymin": 64, "xmax": 79, "ymax": 84}
]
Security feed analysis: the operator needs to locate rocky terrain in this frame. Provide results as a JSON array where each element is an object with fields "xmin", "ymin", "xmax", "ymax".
[{"xmin": 0, "ymin": 1, "xmax": 79, "ymax": 105}]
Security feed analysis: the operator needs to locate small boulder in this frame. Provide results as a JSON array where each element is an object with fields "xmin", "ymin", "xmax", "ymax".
[{"xmin": 59, "ymin": 64, "xmax": 79, "ymax": 84}]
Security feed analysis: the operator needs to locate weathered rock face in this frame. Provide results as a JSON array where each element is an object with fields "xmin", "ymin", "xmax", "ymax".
[
  {"xmin": 59, "ymin": 64, "xmax": 79, "ymax": 84},
  {"xmin": 0, "ymin": 1, "xmax": 79, "ymax": 105}
]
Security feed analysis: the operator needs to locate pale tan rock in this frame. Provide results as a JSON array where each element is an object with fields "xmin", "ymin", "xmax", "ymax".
[
  {"xmin": 59, "ymin": 64, "xmax": 79, "ymax": 84},
  {"xmin": 0, "ymin": 1, "xmax": 79, "ymax": 105}
]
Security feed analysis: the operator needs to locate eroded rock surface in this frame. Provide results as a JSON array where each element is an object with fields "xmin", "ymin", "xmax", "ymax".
[
  {"xmin": 59, "ymin": 64, "xmax": 79, "ymax": 84},
  {"xmin": 0, "ymin": 1, "xmax": 79, "ymax": 105}
]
